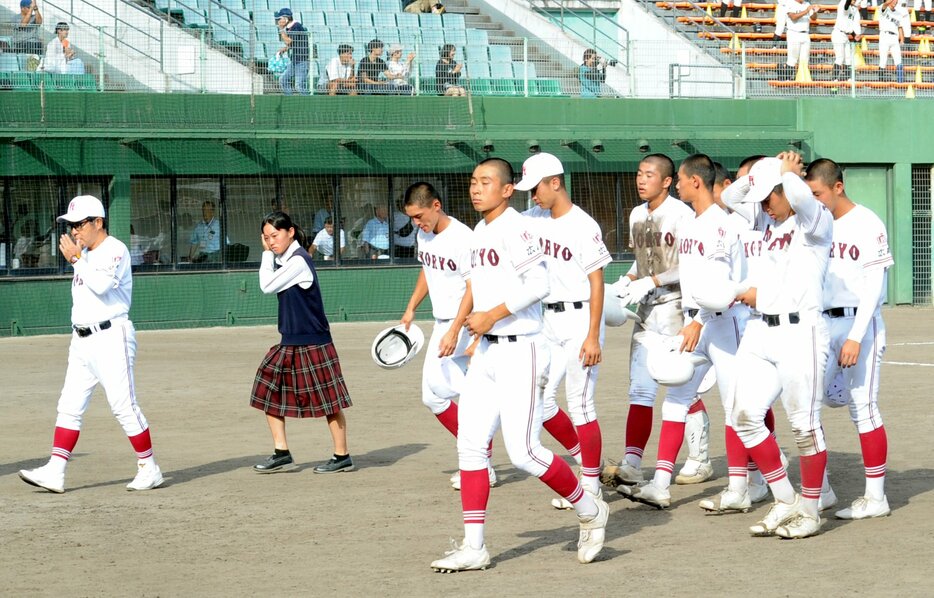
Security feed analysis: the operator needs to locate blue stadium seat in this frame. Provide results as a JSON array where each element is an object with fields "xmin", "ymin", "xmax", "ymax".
[
  {"xmin": 489, "ymin": 62, "xmax": 517, "ymax": 96},
  {"xmin": 464, "ymin": 43, "xmax": 488, "ymax": 62},
  {"xmin": 352, "ymin": 27, "xmax": 378, "ymax": 44},
  {"xmin": 442, "ymin": 13, "xmax": 465, "ymax": 30},
  {"xmin": 303, "ymin": 11, "xmax": 327, "ymax": 28},
  {"xmin": 310, "ymin": 29, "xmax": 332, "ymax": 43},
  {"xmin": 489, "ymin": 45, "xmax": 512, "ymax": 64},
  {"xmin": 326, "ymin": 12, "xmax": 349, "ymax": 27},
  {"xmin": 372, "ymin": 12, "xmax": 397, "ymax": 29},
  {"xmin": 315, "ymin": 0, "xmax": 336, "ymax": 10},
  {"xmin": 378, "ymin": 29, "xmax": 399, "ymax": 43},
  {"xmin": 444, "ymin": 29, "xmax": 466, "ymax": 46},
  {"xmin": 334, "ymin": 0, "xmax": 356, "ymax": 11},
  {"xmin": 465, "ymin": 60, "xmax": 489, "ymax": 78},
  {"xmin": 377, "ymin": 0, "xmax": 400, "ymax": 11},
  {"xmin": 420, "ymin": 29, "xmax": 444, "ymax": 48},
  {"xmin": 0, "ymin": 53, "xmax": 20, "ymax": 73},
  {"xmin": 291, "ymin": 0, "xmax": 315, "ymax": 11},
  {"xmin": 349, "ymin": 12, "xmax": 373, "ymax": 28},
  {"xmin": 396, "ymin": 13, "xmax": 418, "ymax": 28},
  {"xmin": 514, "ymin": 61, "xmax": 536, "ymax": 80},
  {"xmin": 419, "ymin": 13, "xmax": 442, "ymax": 29},
  {"xmin": 358, "ymin": 0, "xmax": 380, "ymax": 11},
  {"xmin": 466, "ymin": 28, "xmax": 488, "ymax": 46}
]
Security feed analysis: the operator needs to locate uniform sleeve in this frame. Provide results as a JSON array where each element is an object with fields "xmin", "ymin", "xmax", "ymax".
[
  {"xmin": 72, "ymin": 244, "xmax": 130, "ymax": 295},
  {"xmin": 504, "ymin": 260, "xmax": 549, "ymax": 315},
  {"xmin": 507, "ymin": 226, "xmax": 545, "ymax": 276},
  {"xmin": 578, "ymin": 219, "xmax": 612, "ymax": 274},
  {"xmin": 847, "ymin": 267, "xmax": 886, "ymax": 342},
  {"xmin": 861, "ymin": 219, "xmax": 894, "ymax": 272},
  {"xmin": 258, "ymin": 252, "xmax": 314, "ymax": 294},
  {"xmin": 783, "ymin": 173, "xmax": 832, "ymax": 245},
  {"xmin": 459, "ymin": 232, "xmax": 473, "ymax": 281}
]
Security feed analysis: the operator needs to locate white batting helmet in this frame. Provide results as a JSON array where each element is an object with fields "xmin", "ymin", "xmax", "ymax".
[
  {"xmin": 604, "ymin": 284, "xmax": 642, "ymax": 327},
  {"xmin": 692, "ymin": 282, "xmax": 748, "ymax": 312},
  {"xmin": 371, "ymin": 324, "xmax": 425, "ymax": 369},
  {"xmin": 645, "ymin": 335, "xmax": 708, "ymax": 387}
]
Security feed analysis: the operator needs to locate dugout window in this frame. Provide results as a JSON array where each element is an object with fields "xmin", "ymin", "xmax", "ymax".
[
  {"xmin": 177, "ymin": 178, "xmax": 224, "ymax": 269},
  {"xmin": 130, "ymin": 178, "xmax": 172, "ymax": 270},
  {"xmin": 224, "ymin": 176, "xmax": 279, "ymax": 266},
  {"xmin": 281, "ymin": 176, "xmax": 343, "ymax": 262},
  {"xmin": 570, "ymin": 172, "xmax": 635, "ymax": 259}
]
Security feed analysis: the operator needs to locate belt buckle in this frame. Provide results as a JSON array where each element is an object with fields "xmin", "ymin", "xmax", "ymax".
[{"xmin": 551, "ymin": 303, "xmax": 566, "ymax": 313}]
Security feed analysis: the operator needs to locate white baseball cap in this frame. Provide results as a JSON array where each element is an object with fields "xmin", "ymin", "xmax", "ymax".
[
  {"xmin": 737, "ymin": 157, "xmax": 784, "ymax": 204},
  {"xmin": 514, "ymin": 152, "xmax": 564, "ymax": 191},
  {"xmin": 57, "ymin": 195, "xmax": 105, "ymax": 223},
  {"xmin": 371, "ymin": 323, "xmax": 425, "ymax": 369}
]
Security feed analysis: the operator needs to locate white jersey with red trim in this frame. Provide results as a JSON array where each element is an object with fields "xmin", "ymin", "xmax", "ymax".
[
  {"xmin": 416, "ymin": 216, "xmax": 474, "ymax": 320},
  {"xmin": 469, "ymin": 207, "xmax": 544, "ymax": 336},
  {"xmin": 523, "ymin": 204, "xmax": 611, "ymax": 302},
  {"xmin": 70, "ymin": 235, "xmax": 132, "ymax": 325},
  {"xmin": 822, "ymin": 204, "xmax": 893, "ymax": 310},
  {"xmin": 678, "ymin": 205, "xmax": 746, "ymax": 311}
]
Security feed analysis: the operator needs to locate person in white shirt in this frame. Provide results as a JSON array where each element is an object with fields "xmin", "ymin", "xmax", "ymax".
[
  {"xmin": 385, "ymin": 44, "xmax": 415, "ymax": 95},
  {"xmin": 831, "ymin": 0, "xmax": 863, "ymax": 81},
  {"xmin": 318, "ymin": 44, "xmax": 358, "ymax": 96},
  {"xmin": 782, "ymin": 0, "xmax": 818, "ymax": 80},
  {"xmin": 310, "ymin": 218, "xmax": 345, "ymax": 260},
  {"xmin": 429, "ymin": 158, "xmax": 608, "ymax": 573},
  {"xmin": 805, "ymin": 158, "xmax": 893, "ymax": 520},
  {"xmin": 42, "ymin": 22, "xmax": 84, "ymax": 75},
  {"xmin": 19, "ymin": 195, "xmax": 163, "ymax": 494},
  {"xmin": 878, "ymin": 0, "xmax": 911, "ymax": 82}
]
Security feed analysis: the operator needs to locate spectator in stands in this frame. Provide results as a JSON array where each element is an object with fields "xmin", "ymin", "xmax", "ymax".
[
  {"xmin": 12, "ymin": 0, "xmax": 43, "ymax": 55},
  {"xmin": 403, "ymin": 1, "xmax": 446, "ymax": 14},
  {"xmin": 914, "ymin": 0, "xmax": 931, "ymax": 25},
  {"xmin": 579, "ymin": 49, "xmax": 606, "ymax": 98},
  {"xmin": 42, "ymin": 22, "xmax": 85, "ymax": 75},
  {"xmin": 189, "ymin": 200, "xmax": 222, "ymax": 263},
  {"xmin": 361, "ymin": 205, "xmax": 391, "ymax": 259},
  {"xmin": 781, "ymin": 0, "xmax": 817, "ymax": 80},
  {"xmin": 275, "ymin": 8, "xmax": 309, "ymax": 96},
  {"xmin": 831, "ymin": 0, "xmax": 862, "ymax": 81},
  {"xmin": 386, "ymin": 44, "xmax": 415, "ymax": 95},
  {"xmin": 319, "ymin": 44, "xmax": 358, "ymax": 95},
  {"xmin": 358, "ymin": 39, "xmax": 393, "ymax": 95},
  {"xmin": 879, "ymin": 0, "xmax": 911, "ymax": 82},
  {"xmin": 312, "ymin": 198, "xmax": 334, "ymax": 235},
  {"xmin": 310, "ymin": 218, "xmax": 346, "ymax": 260},
  {"xmin": 435, "ymin": 44, "xmax": 466, "ymax": 96}
]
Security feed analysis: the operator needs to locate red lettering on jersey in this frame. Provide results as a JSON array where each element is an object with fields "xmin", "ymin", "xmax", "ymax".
[
  {"xmin": 471, "ymin": 247, "xmax": 500, "ymax": 267},
  {"xmin": 664, "ymin": 232, "xmax": 675, "ymax": 246},
  {"xmin": 593, "ymin": 233, "xmax": 602, "ymax": 244},
  {"xmin": 849, "ymin": 245, "xmax": 860, "ymax": 260},
  {"xmin": 767, "ymin": 230, "xmax": 794, "ymax": 251},
  {"xmin": 698, "ymin": 242, "xmax": 705, "ymax": 256},
  {"xmin": 419, "ymin": 250, "xmax": 456, "ymax": 271},
  {"xmin": 488, "ymin": 249, "xmax": 499, "ymax": 266},
  {"xmin": 520, "ymin": 230, "xmax": 533, "ymax": 242}
]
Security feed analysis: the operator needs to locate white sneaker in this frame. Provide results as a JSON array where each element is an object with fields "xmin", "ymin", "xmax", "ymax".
[
  {"xmin": 19, "ymin": 463, "xmax": 65, "ymax": 494},
  {"xmin": 450, "ymin": 466, "xmax": 497, "ymax": 491},
  {"xmin": 552, "ymin": 487, "xmax": 603, "ymax": 510},
  {"xmin": 775, "ymin": 511, "xmax": 823, "ymax": 539},
  {"xmin": 600, "ymin": 460, "xmax": 643, "ymax": 487},
  {"xmin": 577, "ymin": 497, "xmax": 609, "ymax": 564},
  {"xmin": 126, "ymin": 460, "xmax": 164, "ymax": 491},
  {"xmin": 749, "ymin": 495, "xmax": 802, "ymax": 536},
  {"xmin": 835, "ymin": 495, "xmax": 891, "ymax": 520},
  {"xmin": 748, "ymin": 479, "xmax": 770, "ymax": 504},
  {"xmin": 617, "ymin": 480, "xmax": 671, "ymax": 509},
  {"xmin": 430, "ymin": 539, "xmax": 491, "ymax": 573},
  {"xmin": 818, "ymin": 485, "xmax": 838, "ymax": 512},
  {"xmin": 699, "ymin": 487, "xmax": 751, "ymax": 513},
  {"xmin": 675, "ymin": 459, "xmax": 714, "ymax": 485}
]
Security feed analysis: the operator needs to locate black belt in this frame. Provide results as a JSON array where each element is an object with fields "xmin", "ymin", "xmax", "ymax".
[
  {"xmin": 74, "ymin": 320, "xmax": 112, "ymax": 337},
  {"xmin": 686, "ymin": 308, "xmax": 722, "ymax": 318},
  {"xmin": 764, "ymin": 313, "xmax": 799, "ymax": 327},
  {"xmin": 544, "ymin": 301, "xmax": 584, "ymax": 313},
  {"xmin": 483, "ymin": 334, "xmax": 518, "ymax": 344},
  {"xmin": 824, "ymin": 307, "xmax": 857, "ymax": 318}
]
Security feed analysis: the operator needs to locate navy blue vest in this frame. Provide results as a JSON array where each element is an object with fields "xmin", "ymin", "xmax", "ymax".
[{"xmin": 277, "ymin": 247, "xmax": 332, "ymax": 346}]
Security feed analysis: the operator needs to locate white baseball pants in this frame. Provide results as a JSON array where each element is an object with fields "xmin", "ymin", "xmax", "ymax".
[
  {"xmin": 55, "ymin": 318, "xmax": 149, "ymax": 436},
  {"xmin": 541, "ymin": 306, "xmax": 604, "ymax": 425},
  {"xmin": 878, "ymin": 32, "xmax": 902, "ymax": 68},
  {"xmin": 630, "ymin": 299, "xmax": 698, "ymax": 408},
  {"xmin": 823, "ymin": 313, "xmax": 886, "ymax": 434},
  {"xmin": 421, "ymin": 318, "xmax": 471, "ymax": 413},
  {"xmin": 831, "ymin": 30, "xmax": 855, "ymax": 65},
  {"xmin": 456, "ymin": 335, "xmax": 551, "ymax": 475},
  {"xmin": 786, "ymin": 30, "xmax": 812, "ymax": 68}
]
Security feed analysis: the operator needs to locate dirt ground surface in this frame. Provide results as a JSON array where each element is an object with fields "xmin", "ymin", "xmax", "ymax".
[{"xmin": 2, "ymin": 306, "xmax": 932, "ymax": 597}]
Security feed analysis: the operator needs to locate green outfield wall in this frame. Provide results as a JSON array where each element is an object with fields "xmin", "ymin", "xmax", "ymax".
[{"xmin": 0, "ymin": 94, "xmax": 928, "ymax": 335}]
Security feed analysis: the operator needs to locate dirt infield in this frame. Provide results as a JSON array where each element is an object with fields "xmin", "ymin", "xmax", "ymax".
[{"xmin": 2, "ymin": 307, "xmax": 932, "ymax": 597}]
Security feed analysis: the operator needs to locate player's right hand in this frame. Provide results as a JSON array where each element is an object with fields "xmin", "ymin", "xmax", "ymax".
[
  {"xmin": 438, "ymin": 328, "xmax": 458, "ymax": 357},
  {"xmin": 736, "ymin": 287, "xmax": 757, "ymax": 309},
  {"xmin": 678, "ymin": 320, "xmax": 702, "ymax": 353},
  {"xmin": 400, "ymin": 308, "xmax": 414, "ymax": 331}
]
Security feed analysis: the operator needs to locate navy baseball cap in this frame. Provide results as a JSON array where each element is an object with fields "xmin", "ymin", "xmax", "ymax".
[
  {"xmin": 275, "ymin": 7, "xmax": 292, "ymax": 18},
  {"xmin": 21, "ymin": 0, "xmax": 32, "ymax": 8}
]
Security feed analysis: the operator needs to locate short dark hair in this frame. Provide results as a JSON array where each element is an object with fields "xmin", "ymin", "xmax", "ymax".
[
  {"xmin": 404, "ymin": 182, "xmax": 442, "ymax": 208},
  {"xmin": 681, "ymin": 154, "xmax": 716, "ymax": 191},
  {"xmin": 641, "ymin": 153, "xmax": 675, "ymax": 181},
  {"xmin": 338, "ymin": 44, "xmax": 353, "ymax": 55},
  {"xmin": 583, "ymin": 49, "xmax": 597, "ymax": 62},
  {"xmin": 738, "ymin": 155, "xmax": 767, "ymax": 175},
  {"xmin": 55, "ymin": 22, "xmax": 69, "ymax": 32},
  {"xmin": 367, "ymin": 39, "xmax": 384, "ymax": 53},
  {"xmin": 440, "ymin": 43, "xmax": 455, "ymax": 58},
  {"xmin": 713, "ymin": 161, "xmax": 732, "ymax": 186},
  {"xmin": 477, "ymin": 157, "xmax": 515, "ymax": 185},
  {"xmin": 202, "ymin": 200, "xmax": 215, "ymax": 209},
  {"xmin": 261, "ymin": 210, "xmax": 306, "ymax": 249},
  {"xmin": 805, "ymin": 158, "xmax": 844, "ymax": 186}
]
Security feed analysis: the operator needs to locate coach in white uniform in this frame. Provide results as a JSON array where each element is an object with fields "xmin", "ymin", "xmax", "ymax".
[
  {"xmin": 517, "ymin": 153, "xmax": 612, "ymax": 507},
  {"xmin": 805, "ymin": 159, "xmax": 893, "ymax": 520},
  {"xmin": 19, "ymin": 195, "xmax": 163, "ymax": 494},
  {"xmin": 782, "ymin": 0, "xmax": 817, "ymax": 79},
  {"xmin": 878, "ymin": 0, "xmax": 911, "ymax": 82},
  {"xmin": 400, "ymin": 182, "xmax": 495, "ymax": 489}
]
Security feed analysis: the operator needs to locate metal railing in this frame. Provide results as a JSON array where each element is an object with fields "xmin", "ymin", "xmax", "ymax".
[{"xmin": 527, "ymin": 0, "xmax": 631, "ymax": 71}]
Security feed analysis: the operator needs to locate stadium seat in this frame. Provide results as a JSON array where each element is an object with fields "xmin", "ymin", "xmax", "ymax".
[
  {"xmin": 316, "ymin": 0, "xmax": 336, "ymax": 11},
  {"xmin": 304, "ymin": 11, "xmax": 327, "ymax": 28},
  {"xmin": 514, "ymin": 60, "xmax": 537, "ymax": 80},
  {"xmin": 349, "ymin": 13, "xmax": 373, "ymax": 29},
  {"xmin": 444, "ymin": 29, "xmax": 467, "ymax": 46},
  {"xmin": 377, "ymin": 0, "xmax": 400, "ymax": 11},
  {"xmin": 0, "ymin": 53, "xmax": 20, "ymax": 73},
  {"xmin": 467, "ymin": 78, "xmax": 491, "ymax": 95},
  {"xmin": 465, "ymin": 60, "xmax": 490, "ymax": 78},
  {"xmin": 466, "ymin": 28, "xmax": 488, "ymax": 46},
  {"xmin": 531, "ymin": 78, "xmax": 563, "ymax": 97},
  {"xmin": 352, "ymin": 27, "xmax": 378, "ymax": 44},
  {"xmin": 419, "ymin": 13, "xmax": 443, "ymax": 29},
  {"xmin": 379, "ymin": 30, "xmax": 400, "ymax": 44},
  {"xmin": 372, "ymin": 12, "xmax": 397, "ymax": 29},
  {"xmin": 489, "ymin": 62, "xmax": 517, "ymax": 96},
  {"xmin": 396, "ymin": 13, "xmax": 418, "ymax": 29},
  {"xmin": 489, "ymin": 45, "xmax": 512, "ymax": 64},
  {"xmin": 75, "ymin": 73, "xmax": 97, "ymax": 91},
  {"xmin": 326, "ymin": 12, "xmax": 350, "ymax": 28},
  {"xmin": 334, "ymin": 0, "xmax": 357, "ymax": 11},
  {"xmin": 465, "ymin": 43, "xmax": 489, "ymax": 62},
  {"xmin": 419, "ymin": 76, "xmax": 439, "ymax": 95},
  {"xmin": 442, "ymin": 14, "xmax": 465, "ymax": 30},
  {"xmin": 358, "ymin": 0, "xmax": 380, "ymax": 11},
  {"xmin": 291, "ymin": 0, "xmax": 315, "ymax": 11},
  {"xmin": 420, "ymin": 29, "xmax": 444, "ymax": 49},
  {"xmin": 311, "ymin": 29, "xmax": 332, "ymax": 43},
  {"xmin": 11, "ymin": 72, "xmax": 37, "ymax": 91}
]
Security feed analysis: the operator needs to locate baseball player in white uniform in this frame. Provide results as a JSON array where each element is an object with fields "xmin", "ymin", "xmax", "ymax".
[
  {"xmin": 914, "ymin": 0, "xmax": 932, "ymax": 24},
  {"xmin": 878, "ymin": 0, "xmax": 911, "ymax": 82},
  {"xmin": 831, "ymin": 0, "xmax": 863, "ymax": 81},
  {"xmin": 400, "ymin": 182, "xmax": 496, "ymax": 490},
  {"xmin": 430, "ymin": 158, "xmax": 608, "ymax": 573},
  {"xmin": 726, "ymin": 153, "xmax": 833, "ymax": 539},
  {"xmin": 783, "ymin": 0, "xmax": 817, "ymax": 80},
  {"xmin": 19, "ymin": 195, "xmax": 163, "ymax": 494},
  {"xmin": 601, "ymin": 154, "xmax": 710, "ymax": 490},
  {"xmin": 805, "ymin": 159, "xmax": 893, "ymax": 520},
  {"xmin": 515, "ymin": 153, "xmax": 612, "ymax": 507}
]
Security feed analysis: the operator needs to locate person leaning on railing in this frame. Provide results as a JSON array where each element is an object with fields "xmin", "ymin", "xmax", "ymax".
[
  {"xmin": 579, "ymin": 49, "xmax": 607, "ymax": 98},
  {"xmin": 12, "ymin": 0, "xmax": 43, "ymax": 55}
]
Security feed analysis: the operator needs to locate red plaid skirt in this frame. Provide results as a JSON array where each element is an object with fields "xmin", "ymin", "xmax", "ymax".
[{"xmin": 250, "ymin": 342, "xmax": 352, "ymax": 418}]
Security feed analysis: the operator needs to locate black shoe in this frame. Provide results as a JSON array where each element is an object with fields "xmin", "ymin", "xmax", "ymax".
[
  {"xmin": 313, "ymin": 455, "xmax": 355, "ymax": 474},
  {"xmin": 253, "ymin": 453, "xmax": 297, "ymax": 473}
]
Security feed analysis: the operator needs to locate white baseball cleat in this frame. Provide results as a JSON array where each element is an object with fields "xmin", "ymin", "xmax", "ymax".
[
  {"xmin": 617, "ymin": 480, "xmax": 671, "ymax": 509},
  {"xmin": 818, "ymin": 485, "xmax": 838, "ymax": 512},
  {"xmin": 600, "ymin": 460, "xmax": 644, "ymax": 487},
  {"xmin": 126, "ymin": 460, "xmax": 164, "ymax": 491},
  {"xmin": 19, "ymin": 463, "xmax": 65, "ymax": 494},
  {"xmin": 699, "ymin": 487, "xmax": 751, "ymax": 514},
  {"xmin": 430, "ymin": 539, "xmax": 491, "ymax": 573},
  {"xmin": 577, "ymin": 497, "xmax": 609, "ymax": 564},
  {"xmin": 675, "ymin": 459, "xmax": 714, "ymax": 485},
  {"xmin": 775, "ymin": 511, "xmax": 823, "ymax": 539},
  {"xmin": 748, "ymin": 479, "xmax": 770, "ymax": 504},
  {"xmin": 835, "ymin": 495, "xmax": 891, "ymax": 520},
  {"xmin": 450, "ymin": 466, "xmax": 497, "ymax": 491},
  {"xmin": 552, "ymin": 487, "xmax": 603, "ymax": 510},
  {"xmin": 749, "ymin": 495, "xmax": 802, "ymax": 537}
]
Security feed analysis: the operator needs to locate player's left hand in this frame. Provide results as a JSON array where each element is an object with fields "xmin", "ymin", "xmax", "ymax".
[
  {"xmin": 777, "ymin": 151, "xmax": 805, "ymax": 176},
  {"xmin": 438, "ymin": 327, "xmax": 458, "ymax": 357},
  {"xmin": 59, "ymin": 233, "xmax": 81, "ymax": 261},
  {"xmin": 737, "ymin": 287, "xmax": 757, "ymax": 309},
  {"xmin": 579, "ymin": 335, "xmax": 602, "ymax": 367},
  {"xmin": 678, "ymin": 320, "xmax": 703, "ymax": 352},
  {"xmin": 465, "ymin": 311, "xmax": 495, "ymax": 337},
  {"xmin": 622, "ymin": 276, "xmax": 656, "ymax": 305},
  {"xmin": 839, "ymin": 339, "xmax": 861, "ymax": 368}
]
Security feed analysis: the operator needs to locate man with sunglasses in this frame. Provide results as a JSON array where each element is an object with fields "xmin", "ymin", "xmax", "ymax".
[{"xmin": 19, "ymin": 195, "xmax": 164, "ymax": 494}]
